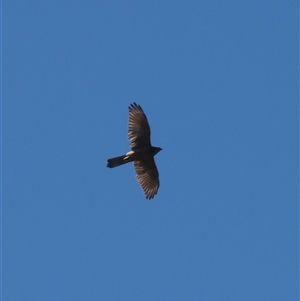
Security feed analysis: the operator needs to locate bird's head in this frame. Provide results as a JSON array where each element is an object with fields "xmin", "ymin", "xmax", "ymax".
[{"xmin": 153, "ymin": 146, "xmax": 162, "ymax": 155}]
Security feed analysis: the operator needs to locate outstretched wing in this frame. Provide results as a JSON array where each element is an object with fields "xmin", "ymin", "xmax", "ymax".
[
  {"xmin": 134, "ymin": 158, "xmax": 159, "ymax": 199},
  {"xmin": 128, "ymin": 103, "xmax": 151, "ymax": 150}
]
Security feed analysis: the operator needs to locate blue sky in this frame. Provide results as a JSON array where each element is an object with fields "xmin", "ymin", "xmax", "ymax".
[{"xmin": 3, "ymin": 1, "xmax": 298, "ymax": 300}]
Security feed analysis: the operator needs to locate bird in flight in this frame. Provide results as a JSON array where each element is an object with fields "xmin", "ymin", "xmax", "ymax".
[{"xmin": 107, "ymin": 103, "xmax": 162, "ymax": 199}]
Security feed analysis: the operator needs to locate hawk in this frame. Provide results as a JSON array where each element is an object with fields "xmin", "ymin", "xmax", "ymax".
[{"xmin": 107, "ymin": 103, "xmax": 162, "ymax": 199}]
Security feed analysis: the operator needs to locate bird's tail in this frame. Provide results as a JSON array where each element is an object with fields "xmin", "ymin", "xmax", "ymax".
[{"xmin": 107, "ymin": 154, "xmax": 131, "ymax": 168}]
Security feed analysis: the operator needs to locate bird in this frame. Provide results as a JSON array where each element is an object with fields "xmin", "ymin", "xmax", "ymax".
[{"xmin": 107, "ymin": 103, "xmax": 162, "ymax": 199}]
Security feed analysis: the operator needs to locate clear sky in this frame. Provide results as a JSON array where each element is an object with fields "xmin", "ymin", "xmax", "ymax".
[{"xmin": 3, "ymin": 1, "xmax": 299, "ymax": 300}]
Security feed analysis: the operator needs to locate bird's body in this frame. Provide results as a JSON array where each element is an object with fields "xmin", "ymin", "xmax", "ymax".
[
  {"xmin": 107, "ymin": 147, "xmax": 161, "ymax": 168},
  {"xmin": 107, "ymin": 103, "xmax": 162, "ymax": 199}
]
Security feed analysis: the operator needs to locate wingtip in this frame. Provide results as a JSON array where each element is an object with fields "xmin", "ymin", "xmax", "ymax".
[{"xmin": 129, "ymin": 102, "xmax": 140, "ymax": 110}]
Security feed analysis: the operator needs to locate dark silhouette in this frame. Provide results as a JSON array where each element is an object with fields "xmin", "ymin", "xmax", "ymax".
[{"xmin": 107, "ymin": 103, "xmax": 162, "ymax": 199}]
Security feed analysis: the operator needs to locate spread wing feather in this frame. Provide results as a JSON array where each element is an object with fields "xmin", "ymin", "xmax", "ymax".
[
  {"xmin": 128, "ymin": 103, "xmax": 151, "ymax": 150},
  {"xmin": 134, "ymin": 158, "xmax": 159, "ymax": 200}
]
